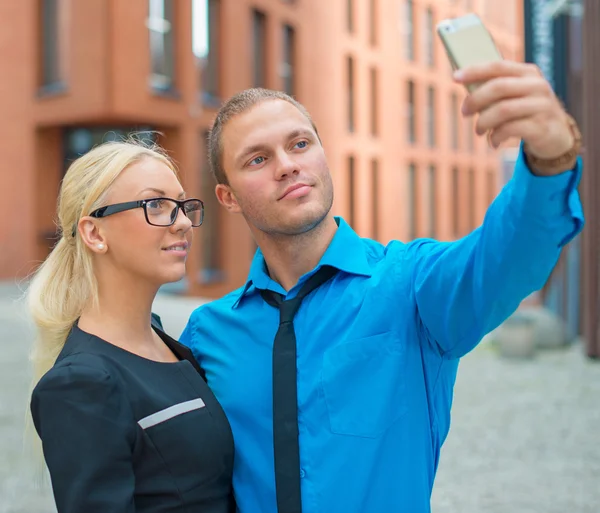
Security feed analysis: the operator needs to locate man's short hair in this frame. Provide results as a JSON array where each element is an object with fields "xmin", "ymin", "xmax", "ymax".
[{"xmin": 208, "ymin": 88, "xmax": 320, "ymax": 185}]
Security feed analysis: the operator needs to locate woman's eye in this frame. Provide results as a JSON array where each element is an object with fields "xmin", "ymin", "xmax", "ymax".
[{"xmin": 147, "ymin": 199, "xmax": 165, "ymax": 209}]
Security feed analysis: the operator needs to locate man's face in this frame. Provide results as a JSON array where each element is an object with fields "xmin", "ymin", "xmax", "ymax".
[{"xmin": 217, "ymin": 99, "xmax": 334, "ymax": 236}]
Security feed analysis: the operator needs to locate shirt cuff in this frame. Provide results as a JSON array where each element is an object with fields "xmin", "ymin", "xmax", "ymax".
[{"xmin": 510, "ymin": 141, "xmax": 584, "ymax": 247}]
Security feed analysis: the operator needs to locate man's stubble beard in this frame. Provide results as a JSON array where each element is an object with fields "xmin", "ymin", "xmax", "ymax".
[{"xmin": 241, "ymin": 182, "xmax": 334, "ymax": 239}]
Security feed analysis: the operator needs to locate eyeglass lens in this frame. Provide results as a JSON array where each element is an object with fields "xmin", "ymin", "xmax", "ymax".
[{"xmin": 146, "ymin": 199, "xmax": 202, "ymax": 227}]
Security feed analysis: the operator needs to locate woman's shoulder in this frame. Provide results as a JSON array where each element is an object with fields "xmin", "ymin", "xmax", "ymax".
[
  {"xmin": 30, "ymin": 352, "xmax": 136, "ymax": 443},
  {"xmin": 32, "ymin": 352, "xmax": 117, "ymax": 401}
]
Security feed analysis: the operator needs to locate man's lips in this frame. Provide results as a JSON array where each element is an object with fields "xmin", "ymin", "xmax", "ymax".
[{"xmin": 279, "ymin": 183, "xmax": 312, "ymax": 200}]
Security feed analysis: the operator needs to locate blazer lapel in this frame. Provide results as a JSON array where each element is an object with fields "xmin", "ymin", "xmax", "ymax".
[{"xmin": 152, "ymin": 324, "xmax": 207, "ymax": 381}]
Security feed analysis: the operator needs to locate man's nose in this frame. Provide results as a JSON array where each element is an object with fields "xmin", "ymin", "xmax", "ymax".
[{"xmin": 274, "ymin": 151, "xmax": 299, "ymax": 180}]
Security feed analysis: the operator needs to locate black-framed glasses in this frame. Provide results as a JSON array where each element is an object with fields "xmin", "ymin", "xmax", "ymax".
[{"xmin": 72, "ymin": 197, "xmax": 204, "ymax": 236}]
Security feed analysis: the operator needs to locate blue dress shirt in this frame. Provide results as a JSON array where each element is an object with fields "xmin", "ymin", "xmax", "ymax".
[{"xmin": 180, "ymin": 146, "xmax": 584, "ymax": 513}]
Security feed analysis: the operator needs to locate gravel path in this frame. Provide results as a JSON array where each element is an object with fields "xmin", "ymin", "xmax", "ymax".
[{"xmin": 1, "ymin": 283, "xmax": 598, "ymax": 513}]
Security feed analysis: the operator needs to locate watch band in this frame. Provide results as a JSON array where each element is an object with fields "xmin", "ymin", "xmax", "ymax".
[{"xmin": 523, "ymin": 114, "xmax": 582, "ymax": 173}]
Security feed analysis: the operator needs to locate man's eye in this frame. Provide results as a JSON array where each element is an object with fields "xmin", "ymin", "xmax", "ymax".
[
  {"xmin": 250, "ymin": 156, "xmax": 265, "ymax": 166},
  {"xmin": 295, "ymin": 141, "xmax": 308, "ymax": 149}
]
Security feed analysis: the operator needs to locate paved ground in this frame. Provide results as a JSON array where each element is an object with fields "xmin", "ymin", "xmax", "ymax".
[{"xmin": 1, "ymin": 281, "xmax": 599, "ymax": 513}]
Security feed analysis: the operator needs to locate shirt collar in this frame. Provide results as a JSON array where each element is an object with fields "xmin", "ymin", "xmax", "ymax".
[{"xmin": 231, "ymin": 217, "xmax": 372, "ymax": 308}]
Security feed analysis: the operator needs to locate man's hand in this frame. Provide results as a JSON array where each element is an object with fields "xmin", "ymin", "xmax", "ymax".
[{"xmin": 455, "ymin": 60, "xmax": 574, "ymax": 167}]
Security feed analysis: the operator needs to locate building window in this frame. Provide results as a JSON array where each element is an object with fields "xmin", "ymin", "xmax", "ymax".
[
  {"xmin": 428, "ymin": 165, "xmax": 436, "ymax": 237},
  {"xmin": 347, "ymin": 0, "xmax": 354, "ymax": 33},
  {"xmin": 348, "ymin": 156, "xmax": 356, "ymax": 227},
  {"xmin": 451, "ymin": 167, "xmax": 459, "ymax": 237},
  {"xmin": 63, "ymin": 127, "xmax": 156, "ymax": 175},
  {"xmin": 427, "ymin": 86, "xmax": 436, "ymax": 147},
  {"xmin": 282, "ymin": 24, "xmax": 295, "ymax": 96},
  {"xmin": 369, "ymin": 0, "xmax": 377, "ymax": 46},
  {"xmin": 405, "ymin": 0, "xmax": 415, "ymax": 61},
  {"xmin": 199, "ymin": 131, "xmax": 222, "ymax": 282},
  {"xmin": 407, "ymin": 80, "xmax": 416, "ymax": 143},
  {"xmin": 371, "ymin": 159, "xmax": 379, "ymax": 239},
  {"xmin": 347, "ymin": 56, "xmax": 355, "ymax": 133},
  {"xmin": 252, "ymin": 10, "xmax": 267, "ymax": 88},
  {"xmin": 193, "ymin": 0, "xmax": 220, "ymax": 104},
  {"xmin": 40, "ymin": 0, "xmax": 63, "ymax": 90},
  {"xmin": 451, "ymin": 92, "xmax": 459, "ymax": 150},
  {"xmin": 468, "ymin": 167, "xmax": 476, "ymax": 229},
  {"xmin": 148, "ymin": 0, "xmax": 176, "ymax": 92},
  {"xmin": 370, "ymin": 67, "xmax": 378, "ymax": 136},
  {"xmin": 425, "ymin": 7, "xmax": 434, "ymax": 67},
  {"xmin": 408, "ymin": 163, "xmax": 417, "ymax": 239}
]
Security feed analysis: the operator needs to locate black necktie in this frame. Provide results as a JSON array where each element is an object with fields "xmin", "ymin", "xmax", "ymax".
[{"xmin": 260, "ymin": 265, "xmax": 338, "ymax": 513}]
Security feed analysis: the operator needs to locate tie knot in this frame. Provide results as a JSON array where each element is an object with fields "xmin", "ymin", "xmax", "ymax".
[
  {"xmin": 279, "ymin": 297, "xmax": 302, "ymax": 323},
  {"xmin": 259, "ymin": 265, "xmax": 339, "ymax": 324}
]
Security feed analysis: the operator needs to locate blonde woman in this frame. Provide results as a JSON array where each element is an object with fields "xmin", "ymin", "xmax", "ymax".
[{"xmin": 28, "ymin": 140, "xmax": 235, "ymax": 512}]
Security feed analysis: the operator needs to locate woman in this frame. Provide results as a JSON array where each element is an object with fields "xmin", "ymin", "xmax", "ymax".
[{"xmin": 28, "ymin": 139, "xmax": 235, "ymax": 512}]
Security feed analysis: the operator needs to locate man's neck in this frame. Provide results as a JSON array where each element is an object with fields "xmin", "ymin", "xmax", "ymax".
[{"xmin": 256, "ymin": 215, "xmax": 338, "ymax": 291}]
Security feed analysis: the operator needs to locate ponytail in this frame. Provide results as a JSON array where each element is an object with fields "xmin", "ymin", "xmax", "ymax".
[{"xmin": 27, "ymin": 235, "xmax": 96, "ymax": 385}]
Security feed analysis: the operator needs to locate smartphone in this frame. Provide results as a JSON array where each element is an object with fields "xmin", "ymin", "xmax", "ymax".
[{"xmin": 437, "ymin": 13, "xmax": 502, "ymax": 92}]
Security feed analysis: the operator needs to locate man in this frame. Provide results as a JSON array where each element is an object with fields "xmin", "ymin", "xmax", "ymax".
[{"xmin": 181, "ymin": 61, "xmax": 584, "ymax": 512}]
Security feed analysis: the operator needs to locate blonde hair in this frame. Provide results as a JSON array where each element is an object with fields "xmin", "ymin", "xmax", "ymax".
[{"xmin": 27, "ymin": 137, "xmax": 177, "ymax": 387}]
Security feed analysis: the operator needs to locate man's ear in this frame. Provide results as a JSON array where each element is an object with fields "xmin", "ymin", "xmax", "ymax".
[{"xmin": 215, "ymin": 184, "xmax": 242, "ymax": 214}]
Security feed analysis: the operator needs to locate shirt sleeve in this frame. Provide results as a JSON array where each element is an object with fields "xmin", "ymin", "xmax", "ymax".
[
  {"xmin": 409, "ymin": 144, "xmax": 584, "ymax": 360},
  {"xmin": 180, "ymin": 312, "xmax": 203, "ymax": 363},
  {"xmin": 30, "ymin": 357, "xmax": 137, "ymax": 513},
  {"xmin": 179, "ymin": 316, "xmax": 195, "ymax": 349}
]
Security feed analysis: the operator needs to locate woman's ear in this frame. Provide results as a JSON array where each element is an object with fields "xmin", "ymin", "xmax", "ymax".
[{"xmin": 78, "ymin": 217, "xmax": 107, "ymax": 253}]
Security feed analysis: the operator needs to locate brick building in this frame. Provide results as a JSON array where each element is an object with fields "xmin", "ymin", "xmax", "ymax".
[{"xmin": 0, "ymin": 0, "xmax": 524, "ymax": 298}]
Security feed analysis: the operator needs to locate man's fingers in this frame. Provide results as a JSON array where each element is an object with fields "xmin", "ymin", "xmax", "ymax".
[
  {"xmin": 454, "ymin": 60, "xmax": 541, "ymax": 85},
  {"xmin": 488, "ymin": 118, "xmax": 540, "ymax": 148},
  {"xmin": 462, "ymin": 76, "xmax": 552, "ymax": 116},
  {"xmin": 475, "ymin": 97, "xmax": 551, "ymax": 135}
]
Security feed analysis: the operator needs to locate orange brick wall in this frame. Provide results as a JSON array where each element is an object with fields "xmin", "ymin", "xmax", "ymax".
[{"xmin": 0, "ymin": 0, "xmax": 524, "ymax": 297}]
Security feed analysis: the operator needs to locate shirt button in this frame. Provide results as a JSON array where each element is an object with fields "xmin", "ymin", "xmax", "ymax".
[{"xmin": 300, "ymin": 469, "xmax": 306, "ymax": 478}]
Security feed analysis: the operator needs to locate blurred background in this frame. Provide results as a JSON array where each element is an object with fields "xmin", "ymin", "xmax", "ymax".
[{"xmin": 1, "ymin": 1, "xmax": 599, "ymax": 512}]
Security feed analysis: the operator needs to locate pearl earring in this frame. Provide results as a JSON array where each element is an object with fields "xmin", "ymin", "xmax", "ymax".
[{"xmin": 97, "ymin": 243, "xmax": 105, "ymax": 250}]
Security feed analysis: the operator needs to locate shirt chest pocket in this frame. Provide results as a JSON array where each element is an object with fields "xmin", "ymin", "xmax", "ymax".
[
  {"xmin": 321, "ymin": 332, "xmax": 408, "ymax": 438},
  {"xmin": 139, "ymin": 398, "xmax": 228, "ymax": 494}
]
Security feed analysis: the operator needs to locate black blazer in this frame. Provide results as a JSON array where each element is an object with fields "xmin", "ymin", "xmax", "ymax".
[{"xmin": 30, "ymin": 317, "xmax": 235, "ymax": 513}]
